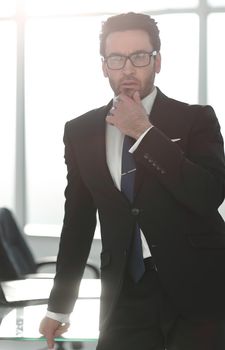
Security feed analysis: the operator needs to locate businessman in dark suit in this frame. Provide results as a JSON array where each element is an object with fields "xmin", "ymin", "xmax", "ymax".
[{"xmin": 39, "ymin": 12, "xmax": 225, "ymax": 350}]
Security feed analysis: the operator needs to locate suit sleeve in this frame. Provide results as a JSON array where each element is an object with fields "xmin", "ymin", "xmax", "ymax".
[
  {"xmin": 47, "ymin": 122, "xmax": 97, "ymax": 314},
  {"xmin": 134, "ymin": 105, "xmax": 225, "ymax": 216}
]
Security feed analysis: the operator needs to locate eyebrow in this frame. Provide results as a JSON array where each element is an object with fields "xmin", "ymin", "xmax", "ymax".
[{"xmin": 106, "ymin": 49, "xmax": 152, "ymax": 57}]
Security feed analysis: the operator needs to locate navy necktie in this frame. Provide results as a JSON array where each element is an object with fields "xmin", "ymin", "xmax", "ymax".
[{"xmin": 121, "ymin": 135, "xmax": 145, "ymax": 282}]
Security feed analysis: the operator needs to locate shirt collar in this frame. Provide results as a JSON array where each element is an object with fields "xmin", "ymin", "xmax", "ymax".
[{"xmin": 141, "ymin": 86, "xmax": 157, "ymax": 115}]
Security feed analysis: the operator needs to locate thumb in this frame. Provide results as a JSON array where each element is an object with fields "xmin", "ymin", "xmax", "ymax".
[{"xmin": 133, "ymin": 91, "xmax": 141, "ymax": 104}]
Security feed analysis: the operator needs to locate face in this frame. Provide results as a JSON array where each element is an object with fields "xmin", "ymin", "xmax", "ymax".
[{"xmin": 102, "ymin": 29, "xmax": 161, "ymax": 99}]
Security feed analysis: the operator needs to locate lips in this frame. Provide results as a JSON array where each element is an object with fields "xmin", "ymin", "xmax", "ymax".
[
  {"xmin": 121, "ymin": 79, "xmax": 138, "ymax": 86},
  {"xmin": 120, "ymin": 80, "xmax": 139, "ymax": 92}
]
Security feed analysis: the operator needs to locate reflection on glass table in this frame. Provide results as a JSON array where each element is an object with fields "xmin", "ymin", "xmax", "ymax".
[{"xmin": 0, "ymin": 279, "xmax": 100, "ymax": 342}]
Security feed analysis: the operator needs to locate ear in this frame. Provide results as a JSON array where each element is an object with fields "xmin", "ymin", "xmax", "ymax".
[
  {"xmin": 102, "ymin": 59, "xmax": 108, "ymax": 77},
  {"xmin": 155, "ymin": 52, "xmax": 161, "ymax": 74}
]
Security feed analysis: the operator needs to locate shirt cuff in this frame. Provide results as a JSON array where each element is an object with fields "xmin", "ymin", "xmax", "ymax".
[
  {"xmin": 46, "ymin": 310, "xmax": 70, "ymax": 323},
  {"xmin": 129, "ymin": 126, "xmax": 154, "ymax": 153}
]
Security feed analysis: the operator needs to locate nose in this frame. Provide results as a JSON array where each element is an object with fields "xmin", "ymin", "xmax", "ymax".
[{"xmin": 122, "ymin": 57, "xmax": 135, "ymax": 74}]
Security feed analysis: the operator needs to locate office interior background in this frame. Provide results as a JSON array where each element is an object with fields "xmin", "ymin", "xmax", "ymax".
[
  {"xmin": 1, "ymin": 0, "xmax": 225, "ymax": 277},
  {"xmin": 0, "ymin": 0, "xmax": 225, "ymax": 348},
  {"xmin": 1, "ymin": 0, "xmax": 225, "ymax": 284}
]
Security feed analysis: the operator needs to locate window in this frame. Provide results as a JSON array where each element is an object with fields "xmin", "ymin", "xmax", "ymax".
[
  {"xmin": 207, "ymin": 0, "xmax": 225, "ymax": 6},
  {"xmin": 25, "ymin": 16, "xmax": 111, "ymax": 229},
  {"xmin": 23, "ymin": 0, "xmax": 199, "ymax": 16},
  {"xmin": 155, "ymin": 13, "xmax": 199, "ymax": 104},
  {"xmin": 0, "ymin": 0, "xmax": 16, "ymax": 16}
]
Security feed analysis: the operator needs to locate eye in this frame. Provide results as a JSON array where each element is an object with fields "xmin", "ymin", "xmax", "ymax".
[
  {"xmin": 106, "ymin": 55, "xmax": 126, "ymax": 69},
  {"xmin": 132, "ymin": 52, "xmax": 148, "ymax": 63},
  {"xmin": 109, "ymin": 55, "xmax": 124, "ymax": 63}
]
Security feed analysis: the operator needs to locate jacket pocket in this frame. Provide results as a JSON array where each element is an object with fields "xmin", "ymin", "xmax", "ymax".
[
  {"xmin": 100, "ymin": 250, "xmax": 111, "ymax": 268},
  {"xmin": 188, "ymin": 233, "xmax": 225, "ymax": 249}
]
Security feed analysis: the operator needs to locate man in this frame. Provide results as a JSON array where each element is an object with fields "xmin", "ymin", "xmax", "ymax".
[{"xmin": 39, "ymin": 12, "xmax": 225, "ymax": 350}]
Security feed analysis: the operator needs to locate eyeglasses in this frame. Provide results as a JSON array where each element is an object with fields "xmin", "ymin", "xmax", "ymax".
[{"xmin": 104, "ymin": 50, "xmax": 157, "ymax": 70}]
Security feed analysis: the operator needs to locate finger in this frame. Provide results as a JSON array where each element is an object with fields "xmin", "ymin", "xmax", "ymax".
[
  {"xmin": 54, "ymin": 323, "xmax": 70, "ymax": 336},
  {"xmin": 39, "ymin": 318, "xmax": 60, "ymax": 349},
  {"xmin": 46, "ymin": 335, "xmax": 55, "ymax": 349},
  {"xmin": 105, "ymin": 115, "xmax": 114, "ymax": 125},
  {"xmin": 132, "ymin": 91, "xmax": 141, "ymax": 104},
  {"xmin": 40, "ymin": 329, "xmax": 55, "ymax": 349},
  {"xmin": 107, "ymin": 105, "xmax": 117, "ymax": 117},
  {"xmin": 110, "ymin": 106, "xmax": 117, "ymax": 113},
  {"xmin": 45, "ymin": 323, "xmax": 69, "ymax": 348},
  {"xmin": 113, "ymin": 95, "xmax": 121, "ymax": 105}
]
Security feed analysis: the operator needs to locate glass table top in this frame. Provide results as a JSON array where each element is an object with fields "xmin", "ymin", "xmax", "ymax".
[{"xmin": 0, "ymin": 279, "xmax": 100, "ymax": 342}]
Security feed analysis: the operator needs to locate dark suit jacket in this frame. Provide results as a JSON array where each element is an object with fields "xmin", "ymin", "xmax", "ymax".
[{"xmin": 48, "ymin": 88, "xmax": 225, "ymax": 330}]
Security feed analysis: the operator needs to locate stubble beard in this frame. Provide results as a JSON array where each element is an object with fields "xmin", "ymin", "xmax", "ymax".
[{"xmin": 109, "ymin": 75, "xmax": 155, "ymax": 99}]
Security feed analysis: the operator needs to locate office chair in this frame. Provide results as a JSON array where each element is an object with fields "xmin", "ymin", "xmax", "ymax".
[
  {"xmin": 0, "ymin": 207, "xmax": 58, "ymax": 281},
  {"xmin": 0, "ymin": 207, "xmax": 100, "ymax": 349},
  {"xmin": 0, "ymin": 207, "xmax": 100, "ymax": 281},
  {"xmin": 0, "ymin": 207, "xmax": 55, "ymax": 328}
]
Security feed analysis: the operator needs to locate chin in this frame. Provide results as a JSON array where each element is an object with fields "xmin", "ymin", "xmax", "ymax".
[{"xmin": 120, "ymin": 88, "xmax": 137, "ymax": 97}]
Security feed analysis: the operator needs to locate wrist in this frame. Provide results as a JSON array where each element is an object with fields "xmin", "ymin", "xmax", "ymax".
[{"xmin": 133, "ymin": 121, "xmax": 152, "ymax": 139}]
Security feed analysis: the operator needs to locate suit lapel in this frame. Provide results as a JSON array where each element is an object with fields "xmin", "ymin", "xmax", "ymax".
[{"xmin": 92, "ymin": 100, "xmax": 113, "ymax": 184}]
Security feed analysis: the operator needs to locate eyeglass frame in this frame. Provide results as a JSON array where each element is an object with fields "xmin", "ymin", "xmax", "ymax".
[{"xmin": 103, "ymin": 50, "xmax": 158, "ymax": 70}]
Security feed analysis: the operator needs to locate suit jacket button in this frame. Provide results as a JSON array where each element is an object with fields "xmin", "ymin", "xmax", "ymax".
[{"xmin": 131, "ymin": 208, "xmax": 140, "ymax": 216}]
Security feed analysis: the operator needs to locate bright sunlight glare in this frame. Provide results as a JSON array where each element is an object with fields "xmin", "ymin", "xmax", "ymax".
[{"xmin": 22, "ymin": 0, "xmax": 199, "ymax": 16}]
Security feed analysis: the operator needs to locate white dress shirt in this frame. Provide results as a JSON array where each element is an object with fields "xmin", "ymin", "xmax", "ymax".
[
  {"xmin": 106, "ymin": 86, "xmax": 157, "ymax": 258},
  {"xmin": 46, "ymin": 87, "xmax": 157, "ymax": 323}
]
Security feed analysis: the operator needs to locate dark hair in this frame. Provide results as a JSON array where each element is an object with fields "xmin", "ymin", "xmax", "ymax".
[{"xmin": 100, "ymin": 12, "xmax": 161, "ymax": 57}]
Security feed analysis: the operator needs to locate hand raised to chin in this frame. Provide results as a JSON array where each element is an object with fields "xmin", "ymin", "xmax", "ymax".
[{"xmin": 106, "ymin": 91, "xmax": 152, "ymax": 139}]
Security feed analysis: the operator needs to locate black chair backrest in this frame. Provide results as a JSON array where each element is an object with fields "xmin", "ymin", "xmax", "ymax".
[{"xmin": 0, "ymin": 208, "xmax": 37, "ymax": 280}]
